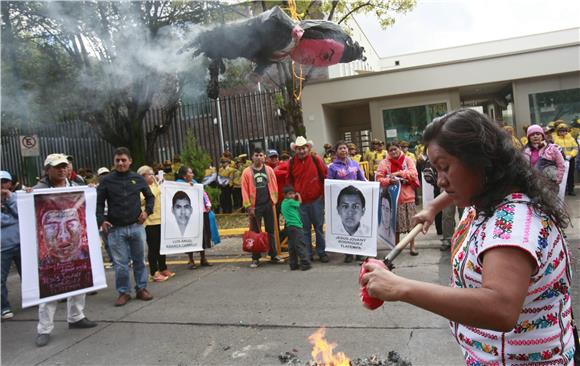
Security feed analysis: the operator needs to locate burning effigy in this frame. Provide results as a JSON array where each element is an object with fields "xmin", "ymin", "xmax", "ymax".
[{"xmin": 179, "ymin": 6, "xmax": 366, "ymax": 99}]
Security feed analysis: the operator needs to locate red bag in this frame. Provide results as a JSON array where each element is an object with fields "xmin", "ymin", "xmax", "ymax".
[{"xmin": 242, "ymin": 230, "xmax": 270, "ymax": 253}]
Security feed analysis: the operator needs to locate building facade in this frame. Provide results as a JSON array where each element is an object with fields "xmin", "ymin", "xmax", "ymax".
[{"xmin": 302, "ymin": 28, "xmax": 580, "ymax": 152}]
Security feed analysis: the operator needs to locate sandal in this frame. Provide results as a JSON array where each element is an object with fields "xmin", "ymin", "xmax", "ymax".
[{"xmin": 410, "ymin": 250, "xmax": 419, "ymax": 256}]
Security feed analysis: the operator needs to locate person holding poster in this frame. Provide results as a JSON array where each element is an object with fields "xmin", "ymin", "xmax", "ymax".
[
  {"xmin": 175, "ymin": 166, "xmax": 212, "ymax": 269},
  {"xmin": 1, "ymin": 171, "xmax": 21, "ymax": 320},
  {"xmin": 137, "ymin": 165, "xmax": 174, "ymax": 283},
  {"xmin": 31, "ymin": 153, "xmax": 97, "ymax": 347},
  {"xmin": 97, "ymin": 147, "xmax": 155, "ymax": 307},
  {"xmin": 376, "ymin": 142, "xmax": 420, "ymax": 256},
  {"xmin": 242, "ymin": 147, "xmax": 282, "ymax": 268},
  {"xmin": 327, "ymin": 140, "xmax": 367, "ymax": 263}
]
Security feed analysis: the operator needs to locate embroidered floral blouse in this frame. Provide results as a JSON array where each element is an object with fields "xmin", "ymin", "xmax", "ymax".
[{"xmin": 450, "ymin": 193, "xmax": 575, "ymax": 365}]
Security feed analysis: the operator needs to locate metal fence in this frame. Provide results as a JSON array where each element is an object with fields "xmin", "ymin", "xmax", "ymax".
[{"xmin": 1, "ymin": 89, "xmax": 290, "ymax": 182}]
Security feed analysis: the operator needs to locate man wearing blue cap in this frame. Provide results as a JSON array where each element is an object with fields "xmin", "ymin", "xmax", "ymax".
[
  {"xmin": 266, "ymin": 149, "xmax": 279, "ymax": 169},
  {"xmin": 1, "ymin": 171, "xmax": 21, "ymax": 321}
]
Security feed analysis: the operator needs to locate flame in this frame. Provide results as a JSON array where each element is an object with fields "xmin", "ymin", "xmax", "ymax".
[{"xmin": 308, "ymin": 328, "xmax": 351, "ymax": 366}]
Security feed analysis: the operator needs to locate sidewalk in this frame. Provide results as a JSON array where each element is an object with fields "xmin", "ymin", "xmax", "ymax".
[{"xmin": 1, "ymin": 192, "xmax": 578, "ymax": 366}]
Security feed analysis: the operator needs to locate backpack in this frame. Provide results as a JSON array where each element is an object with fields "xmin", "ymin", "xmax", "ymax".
[{"xmin": 288, "ymin": 153, "xmax": 325, "ymax": 186}]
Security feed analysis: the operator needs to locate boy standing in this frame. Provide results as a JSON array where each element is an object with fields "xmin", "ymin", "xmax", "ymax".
[{"xmin": 280, "ymin": 186, "xmax": 311, "ymax": 271}]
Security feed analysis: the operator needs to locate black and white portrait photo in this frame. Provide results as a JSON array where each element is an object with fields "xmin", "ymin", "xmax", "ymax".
[
  {"xmin": 334, "ymin": 185, "xmax": 370, "ymax": 237},
  {"xmin": 160, "ymin": 181, "xmax": 204, "ymax": 254},
  {"xmin": 171, "ymin": 191, "xmax": 193, "ymax": 237},
  {"xmin": 324, "ymin": 179, "xmax": 379, "ymax": 257}
]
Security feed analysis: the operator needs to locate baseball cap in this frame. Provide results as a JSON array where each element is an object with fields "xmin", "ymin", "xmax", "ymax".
[
  {"xmin": 97, "ymin": 167, "xmax": 110, "ymax": 176},
  {"xmin": 44, "ymin": 153, "xmax": 69, "ymax": 167},
  {"xmin": 268, "ymin": 149, "xmax": 279, "ymax": 157},
  {"xmin": 0, "ymin": 171, "xmax": 12, "ymax": 181}
]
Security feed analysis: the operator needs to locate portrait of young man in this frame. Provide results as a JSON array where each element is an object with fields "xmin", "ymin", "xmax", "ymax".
[
  {"xmin": 333, "ymin": 185, "xmax": 371, "ymax": 237},
  {"xmin": 35, "ymin": 192, "xmax": 93, "ymax": 298},
  {"xmin": 168, "ymin": 190, "xmax": 194, "ymax": 238}
]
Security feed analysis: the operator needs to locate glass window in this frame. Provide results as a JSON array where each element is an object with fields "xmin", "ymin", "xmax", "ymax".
[
  {"xmin": 529, "ymin": 88, "xmax": 580, "ymax": 125},
  {"xmin": 382, "ymin": 103, "xmax": 447, "ymax": 148}
]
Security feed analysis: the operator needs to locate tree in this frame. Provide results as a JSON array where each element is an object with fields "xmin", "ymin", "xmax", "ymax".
[
  {"xmin": 225, "ymin": 0, "xmax": 416, "ymax": 138},
  {"xmin": 1, "ymin": 1, "xmax": 223, "ymax": 166}
]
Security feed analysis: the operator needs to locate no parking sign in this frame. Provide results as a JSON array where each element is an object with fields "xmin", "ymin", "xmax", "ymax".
[{"xmin": 19, "ymin": 135, "xmax": 40, "ymax": 157}]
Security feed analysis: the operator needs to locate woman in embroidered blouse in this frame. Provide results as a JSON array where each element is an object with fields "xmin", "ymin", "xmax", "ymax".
[{"xmin": 361, "ymin": 109, "xmax": 575, "ymax": 365}]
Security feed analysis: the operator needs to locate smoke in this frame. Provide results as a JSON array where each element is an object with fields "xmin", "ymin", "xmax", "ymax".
[{"xmin": 2, "ymin": 1, "xmax": 215, "ymax": 128}]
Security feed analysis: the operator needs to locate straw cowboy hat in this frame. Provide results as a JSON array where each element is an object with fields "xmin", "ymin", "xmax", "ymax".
[{"xmin": 290, "ymin": 136, "xmax": 313, "ymax": 151}]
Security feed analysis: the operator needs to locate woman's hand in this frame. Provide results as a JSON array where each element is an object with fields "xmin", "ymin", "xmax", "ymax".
[
  {"xmin": 412, "ymin": 207, "xmax": 436, "ymax": 234},
  {"xmin": 360, "ymin": 262, "xmax": 408, "ymax": 302}
]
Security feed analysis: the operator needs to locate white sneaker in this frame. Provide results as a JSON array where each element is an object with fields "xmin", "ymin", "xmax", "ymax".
[
  {"xmin": 250, "ymin": 260, "xmax": 259, "ymax": 268},
  {"xmin": 1, "ymin": 309, "xmax": 14, "ymax": 320}
]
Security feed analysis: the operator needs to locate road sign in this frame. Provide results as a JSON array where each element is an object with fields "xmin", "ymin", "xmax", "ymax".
[{"xmin": 19, "ymin": 135, "xmax": 40, "ymax": 157}]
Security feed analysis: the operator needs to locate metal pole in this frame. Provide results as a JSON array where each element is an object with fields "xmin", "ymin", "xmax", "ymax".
[
  {"xmin": 216, "ymin": 97, "xmax": 225, "ymax": 152},
  {"xmin": 257, "ymin": 82, "xmax": 268, "ymax": 150}
]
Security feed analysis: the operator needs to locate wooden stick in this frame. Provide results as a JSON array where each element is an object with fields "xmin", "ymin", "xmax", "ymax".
[{"xmin": 384, "ymin": 223, "xmax": 424, "ymax": 270}]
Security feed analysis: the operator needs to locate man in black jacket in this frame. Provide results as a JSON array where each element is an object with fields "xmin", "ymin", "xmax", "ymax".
[{"xmin": 97, "ymin": 147, "xmax": 155, "ymax": 306}]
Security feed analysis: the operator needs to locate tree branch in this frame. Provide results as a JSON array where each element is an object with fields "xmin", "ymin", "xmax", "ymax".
[
  {"xmin": 338, "ymin": 2, "xmax": 372, "ymax": 24},
  {"xmin": 326, "ymin": 0, "xmax": 340, "ymax": 21}
]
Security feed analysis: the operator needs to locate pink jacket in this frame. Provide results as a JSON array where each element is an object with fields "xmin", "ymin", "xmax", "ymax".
[
  {"xmin": 375, "ymin": 156, "xmax": 418, "ymax": 204},
  {"xmin": 523, "ymin": 143, "xmax": 565, "ymax": 183}
]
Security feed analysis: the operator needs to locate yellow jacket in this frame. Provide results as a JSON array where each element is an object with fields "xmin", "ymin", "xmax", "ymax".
[
  {"xmin": 231, "ymin": 168, "xmax": 242, "ymax": 188},
  {"xmin": 141, "ymin": 183, "xmax": 161, "ymax": 226},
  {"xmin": 405, "ymin": 151, "xmax": 416, "ymax": 162},
  {"xmin": 552, "ymin": 133, "xmax": 578, "ymax": 159},
  {"xmin": 218, "ymin": 166, "xmax": 236, "ymax": 186},
  {"xmin": 366, "ymin": 150, "xmax": 387, "ymax": 173},
  {"xmin": 511, "ymin": 135, "xmax": 523, "ymax": 150},
  {"xmin": 350, "ymin": 154, "xmax": 362, "ymax": 162}
]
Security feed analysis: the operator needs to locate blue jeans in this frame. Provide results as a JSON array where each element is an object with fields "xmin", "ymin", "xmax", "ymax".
[
  {"xmin": 1, "ymin": 247, "xmax": 21, "ymax": 312},
  {"xmin": 300, "ymin": 198, "xmax": 326, "ymax": 257},
  {"xmin": 107, "ymin": 223, "xmax": 148, "ymax": 294}
]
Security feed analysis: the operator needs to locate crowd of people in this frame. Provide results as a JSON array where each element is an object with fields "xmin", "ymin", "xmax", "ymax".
[{"xmin": 1, "ymin": 111, "xmax": 578, "ymax": 362}]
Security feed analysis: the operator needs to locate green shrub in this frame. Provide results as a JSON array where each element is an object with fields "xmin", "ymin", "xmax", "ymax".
[
  {"xmin": 205, "ymin": 186, "xmax": 221, "ymax": 210},
  {"xmin": 180, "ymin": 130, "xmax": 212, "ymax": 182}
]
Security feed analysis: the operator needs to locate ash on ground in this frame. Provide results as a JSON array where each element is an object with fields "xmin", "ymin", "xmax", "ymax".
[{"xmin": 279, "ymin": 351, "xmax": 412, "ymax": 366}]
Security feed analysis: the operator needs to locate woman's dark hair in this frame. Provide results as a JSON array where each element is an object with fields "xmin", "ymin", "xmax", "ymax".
[
  {"xmin": 337, "ymin": 185, "xmax": 366, "ymax": 209},
  {"xmin": 175, "ymin": 165, "xmax": 191, "ymax": 181},
  {"xmin": 423, "ymin": 108, "xmax": 569, "ymax": 228},
  {"xmin": 172, "ymin": 191, "xmax": 191, "ymax": 206},
  {"xmin": 386, "ymin": 141, "xmax": 401, "ymax": 149},
  {"xmin": 334, "ymin": 140, "xmax": 348, "ymax": 152}
]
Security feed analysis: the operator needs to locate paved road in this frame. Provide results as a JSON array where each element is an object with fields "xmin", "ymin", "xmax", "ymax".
[{"xmin": 2, "ymin": 194, "xmax": 578, "ymax": 366}]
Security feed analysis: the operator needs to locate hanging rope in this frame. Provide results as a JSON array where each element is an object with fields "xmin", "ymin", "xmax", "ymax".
[{"xmin": 287, "ymin": 0, "xmax": 304, "ymax": 101}]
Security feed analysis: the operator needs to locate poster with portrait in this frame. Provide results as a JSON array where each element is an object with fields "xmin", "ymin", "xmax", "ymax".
[
  {"xmin": 17, "ymin": 186, "xmax": 107, "ymax": 308},
  {"xmin": 558, "ymin": 160, "xmax": 569, "ymax": 201},
  {"xmin": 324, "ymin": 179, "xmax": 380, "ymax": 257},
  {"xmin": 377, "ymin": 183, "xmax": 400, "ymax": 249},
  {"xmin": 160, "ymin": 181, "xmax": 204, "ymax": 254}
]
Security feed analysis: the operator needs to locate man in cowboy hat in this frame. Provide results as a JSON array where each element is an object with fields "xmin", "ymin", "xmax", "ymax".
[{"xmin": 287, "ymin": 136, "xmax": 329, "ymax": 263}]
